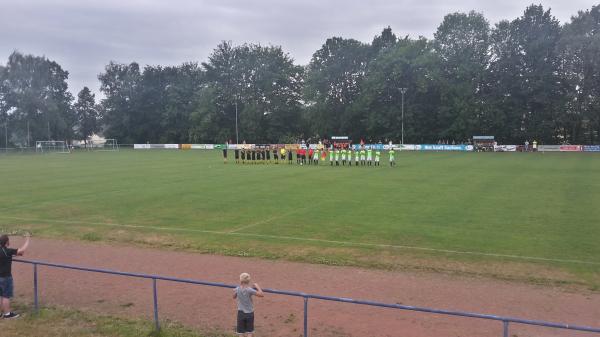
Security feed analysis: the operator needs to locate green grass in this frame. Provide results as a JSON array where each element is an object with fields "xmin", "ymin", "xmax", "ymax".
[
  {"xmin": 0, "ymin": 304, "xmax": 231, "ymax": 337},
  {"xmin": 1, "ymin": 150, "xmax": 599, "ymax": 289}
]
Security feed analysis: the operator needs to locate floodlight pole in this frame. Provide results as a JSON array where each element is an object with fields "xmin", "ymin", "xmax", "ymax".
[
  {"xmin": 235, "ymin": 101, "xmax": 239, "ymax": 145},
  {"xmin": 400, "ymin": 88, "xmax": 407, "ymax": 145}
]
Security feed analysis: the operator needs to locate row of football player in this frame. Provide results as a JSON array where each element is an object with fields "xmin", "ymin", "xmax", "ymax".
[{"xmin": 231, "ymin": 148, "xmax": 397, "ymax": 166}]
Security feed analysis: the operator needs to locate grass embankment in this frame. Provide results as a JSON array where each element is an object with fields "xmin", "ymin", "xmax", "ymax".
[
  {"xmin": 0, "ymin": 150, "xmax": 599, "ymax": 289},
  {"xmin": 1, "ymin": 304, "xmax": 232, "ymax": 337}
]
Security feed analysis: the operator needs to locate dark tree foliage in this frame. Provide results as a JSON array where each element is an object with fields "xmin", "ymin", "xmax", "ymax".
[
  {"xmin": 304, "ymin": 37, "xmax": 371, "ymax": 139},
  {"xmin": 353, "ymin": 37, "xmax": 442, "ymax": 143},
  {"xmin": 486, "ymin": 6, "xmax": 563, "ymax": 144},
  {"xmin": 98, "ymin": 62, "xmax": 203, "ymax": 143},
  {"xmin": 98, "ymin": 62, "xmax": 142, "ymax": 144},
  {"xmin": 557, "ymin": 5, "xmax": 600, "ymax": 144},
  {"xmin": 0, "ymin": 51, "xmax": 74, "ymax": 146},
  {"xmin": 192, "ymin": 41, "xmax": 303, "ymax": 143},
  {"xmin": 3, "ymin": 4, "xmax": 600, "ymax": 145},
  {"xmin": 74, "ymin": 87, "xmax": 100, "ymax": 145},
  {"xmin": 434, "ymin": 11, "xmax": 490, "ymax": 142}
]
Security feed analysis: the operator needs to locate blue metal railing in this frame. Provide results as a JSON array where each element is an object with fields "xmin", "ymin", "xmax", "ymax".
[{"xmin": 14, "ymin": 258, "xmax": 600, "ymax": 336}]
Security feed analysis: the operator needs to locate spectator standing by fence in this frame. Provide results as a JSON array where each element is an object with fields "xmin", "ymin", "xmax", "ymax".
[
  {"xmin": 0, "ymin": 233, "xmax": 30, "ymax": 319},
  {"xmin": 234, "ymin": 273, "xmax": 264, "ymax": 337}
]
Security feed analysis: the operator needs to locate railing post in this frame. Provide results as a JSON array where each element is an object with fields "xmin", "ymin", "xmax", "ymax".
[
  {"xmin": 33, "ymin": 263, "xmax": 39, "ymax": 313},
  {"xmin": 503, "ymin": 320, "xmax": 509, "ymax": 337},
  {"xmin": 303, "ymin": 296, "xmax": 309, "ymax": 337},
  {"xmin": 152, "ymin": 278, "xmax": 160, "ymax": 331}
]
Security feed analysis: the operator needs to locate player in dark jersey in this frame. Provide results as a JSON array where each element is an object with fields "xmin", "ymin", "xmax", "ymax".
[
  {"xmin": 241, "ymin": 149, "xmax": 246, "ymax": 164},
  {"xmin": 266, "ymin": 147, "xmax": 271, "ymax": 164},
  {"xmin": 234, "ymin": 148, "xmax": 240, "ymax": 164},
  {"xmin": 273, "ymin": 148, "xmax": 279, "ymax": 164}
]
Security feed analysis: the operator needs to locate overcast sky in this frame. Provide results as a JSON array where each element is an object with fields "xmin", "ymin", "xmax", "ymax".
[{"xmin": 0, "ymin": 0, "xmax": 597, "ymax": 97}]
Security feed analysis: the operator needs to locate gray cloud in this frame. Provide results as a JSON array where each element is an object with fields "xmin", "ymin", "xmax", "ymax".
[{"xmin": 1, "ymin": 0, "xmax": 596, "ymax": 97}]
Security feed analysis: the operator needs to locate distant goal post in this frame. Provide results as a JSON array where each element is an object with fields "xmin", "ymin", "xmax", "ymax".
[
  {"xmin": 35, "ymin": 140, "xmax": 70, "ymax": 154},
  {"xmin": 91, "ymin": 139, "xmax": 119, "ymax": 151}
]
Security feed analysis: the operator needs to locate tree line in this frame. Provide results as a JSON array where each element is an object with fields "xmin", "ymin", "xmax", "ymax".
[{"xmin": 1, "ymin": 4, "xmax": 599, "ymax": 146}]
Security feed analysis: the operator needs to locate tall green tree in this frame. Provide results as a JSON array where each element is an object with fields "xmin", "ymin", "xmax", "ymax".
[
  {"xmin": 191, "ymin": 42, "xmax": 237, "ymax": 143},
  {"xmin": 434, "ymin": 11, "xmax": 490, "ymax": 141},
  {"xmin": 0, "ymin": 51, "xmax": 74, "ymax": 146},
  {"xmin": 74, "ymin": 87, "xmax": 100, "ymax": 145},
  {"xmin": 352, "ymin": 37, "xmax": 442, "ymax": 143},
  {"xmin": 304, "ymin": 37, "xmax": 371, "ymax": 138},
  {"xmin": 161, "ymin": 63, "xmax": 204, "ymax": 143},
  {"xmin": 371, "ymin": 26, "xmax": 398, "ymax": 55},
  {"xmin": 487, "ymin": 5, "xmax": 562, "ymax": 143},
  {"xmin": 98, "ymin": 62, "xmax": 142, "ymax": 143},
  {"xmin": 557, "ymin": 5, "xmax": 600, "ymax": 143},
  {"xmin": 192, "ymin": 41, "xmax": 303, "ymax": 143}
]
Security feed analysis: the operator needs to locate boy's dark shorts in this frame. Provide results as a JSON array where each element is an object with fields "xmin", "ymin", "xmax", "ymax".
[
  {"xmin": 237, "ymin": 310, "xmax": 254, "ymax": 334},
  {"xmin": 0, "ymin": 276, "xmax": 14, "ymax": 298}
]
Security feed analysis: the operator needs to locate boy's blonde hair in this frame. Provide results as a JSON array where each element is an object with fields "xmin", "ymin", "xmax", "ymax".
[{"xmin": 240, "ymin": 272, "xmax": 251, "ymax": 284}]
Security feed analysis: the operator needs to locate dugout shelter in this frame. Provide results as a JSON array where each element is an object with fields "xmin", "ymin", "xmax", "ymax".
[
  {"xmin": 330, "ymin": 136, "xmax": 352, "ymax": 149},
  {"xmin": 473, "ymin": 136, "xmax": 495, "ymax": 152}
]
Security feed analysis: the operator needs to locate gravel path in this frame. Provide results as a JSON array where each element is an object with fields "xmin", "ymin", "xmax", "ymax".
[{"xmin": 9, "ymin": 237, "xmax": 600, "ymax": 337}]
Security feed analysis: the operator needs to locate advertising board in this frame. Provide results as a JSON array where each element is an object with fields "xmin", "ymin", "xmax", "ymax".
[
  {"xmin": 417, "ymin": 144, "xmax": 472, "ymax": 151},
  {"xmin": 494, "ymin": 145, "xmax": 517, "ymax": 152},
  {"xmin": 559, "ymin": 145, "xmax": 582, "ymax": 152},
  {"xmin": 538, "ymin": 145, "xmax": 560, "ymax": 152}
]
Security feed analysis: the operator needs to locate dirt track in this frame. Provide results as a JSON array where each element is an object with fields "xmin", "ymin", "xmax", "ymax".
[{"xmin": 9, "ymin": 237, "xmax": 600, "ymax": 337}]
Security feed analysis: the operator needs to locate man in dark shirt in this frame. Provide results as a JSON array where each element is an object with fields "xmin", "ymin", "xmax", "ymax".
[
  {"xmin": 0, "ymin": 233, "xmax": 30, "ymax": 319},
  {"xmin": 222, "ymin": 142, "xmax": 228, "ymax": 164}
]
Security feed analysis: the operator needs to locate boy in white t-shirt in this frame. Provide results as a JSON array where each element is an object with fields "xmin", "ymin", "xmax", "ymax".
[{"xmin": 233, "ymin": 273, "xmax": 264, "ymax": 336}]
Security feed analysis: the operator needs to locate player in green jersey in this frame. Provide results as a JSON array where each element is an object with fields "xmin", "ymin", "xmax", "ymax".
[
  {"xmin": 360, "ymin": 148, "xmax": 366, "ymax": 166},
  {"xmin": 375, "ymin": 149, "xmax": 381, "ymax": 166},
  {"xmin": 389, "ymin": 148, "xmax": 395, "ymax": 167},
  {"xmin": 367, "ymin": 147, "xmax": 373, "ymax": 166},
  {"xmin": 329, "ymin": 147, "xmax": 334, "ymax": 166},
  {"xmin": 346, "ymin": 148, "xmax": 352, "ymax": 167}
]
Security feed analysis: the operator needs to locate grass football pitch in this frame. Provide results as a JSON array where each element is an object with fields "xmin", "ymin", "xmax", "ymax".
[{"xmin": 1, "ymin": 150, "xmax": 599, "ymax": 289}]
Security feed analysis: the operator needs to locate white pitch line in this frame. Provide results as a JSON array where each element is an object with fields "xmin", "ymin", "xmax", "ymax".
[
  {"xmin": 2, "ymin": 215, "xmax": 599, "ymax": 266},
  {"xmin": 227, "ymin": 216, "xmax": 278, "ymax": 233},
  {"xmin": 228, "ymin": 205, "xmax": 321, "ymax": 233}
]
